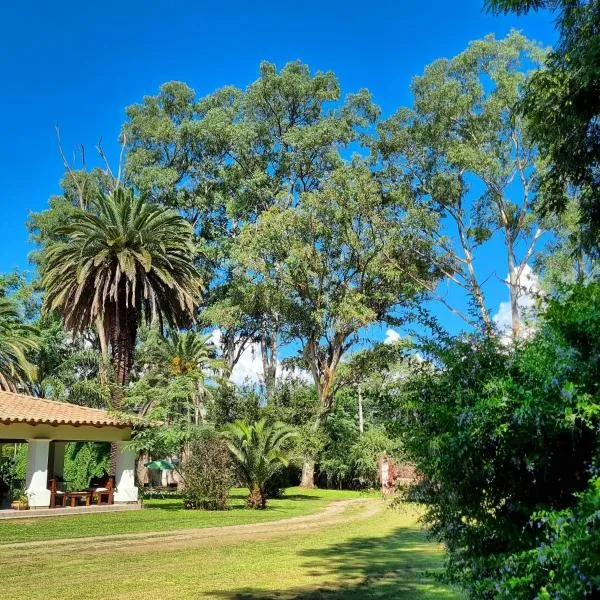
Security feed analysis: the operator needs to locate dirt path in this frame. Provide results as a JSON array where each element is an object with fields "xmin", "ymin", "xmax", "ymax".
[{"xmin": 1, "ymin": 499, "xmax": 383, "ymax": 557}]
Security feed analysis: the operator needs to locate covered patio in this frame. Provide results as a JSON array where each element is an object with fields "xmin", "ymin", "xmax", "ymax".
[{"xmin": 0, "ymin": 390, "xmax": 139, "ymax": 510}]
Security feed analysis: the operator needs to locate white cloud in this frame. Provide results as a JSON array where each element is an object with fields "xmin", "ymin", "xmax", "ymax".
[
  {"xmin": 210, "ymin": 328, "xmax": 310, "ymax": 387},
  {"xmin": 492, "ymin": 264, "xmax": 540, "ymax": 339},
  {"xmin": 384, "ymin": 329, "xmax": 402, "ymax": 344}
]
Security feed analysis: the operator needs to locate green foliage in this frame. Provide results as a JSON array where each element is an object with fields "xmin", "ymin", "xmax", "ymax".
[
  {"xmin": 133, "ymin": 327, "xmax": 227, "ymax": 425},
  {"xmin": 224, "ymin": 419, "xmax": 298, "ymax": 508},
  {"xmin": 123, "ymin": 62, "xmax": 381, "ymax": 395},
  {"xmin": 493, "ymin": 477, "xmax": 600, "ymax": 598},
  {"xmin": 320, "ymin": 389, "xmax": 401, "ymax": 489},
  {"xmin": 399, "ymin": 283, "xmax": 600, "ymax": 597},
  {"xmin": 0, "ymin": 445, "xmax": 26, "ymax": 497},
  {"xmin": 0, "ymin": 295, "xmax": 38, "ymax": 391},
  {"xmin": 63, "ymin": 442, "xmax": 110, "ymax": 491},
  {"xmin": 237, "ymin": 160, "xmax": 438, "ymax": 410},
  {"xmin": 208, "ymin": 384, "xmax": 262, "ymax": 427},
  {"xmin": 180, "ymin": 429, "xmax": 232, "ymax": 510},
  {"xmin": 488, "ymin": 0, "xmax": 600, "ymax": 250},
  {"xmin": 376, "ymin": 31, "xmax": 546, "ymax": 335},
  {"xmin": 535, "ymin": 198, "xmax": 599, "ymax": 291}
]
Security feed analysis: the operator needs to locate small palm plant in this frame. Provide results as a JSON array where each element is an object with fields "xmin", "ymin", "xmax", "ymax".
[{"xmin": 223, "ymin": 419, "xmax": 297, "ymax": 509}]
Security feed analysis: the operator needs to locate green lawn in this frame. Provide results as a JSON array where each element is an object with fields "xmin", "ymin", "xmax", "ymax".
[
  {"xmin": 0, "ymin": 487, "xmax": 371, "ymax": 544},
  {"xmin": 0, "ymin": 498, "xmax": 461, "ymax": 599}
]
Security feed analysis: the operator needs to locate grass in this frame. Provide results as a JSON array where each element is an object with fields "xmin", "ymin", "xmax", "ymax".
[
  {"xmin": 0, "ymin": 500, "xmax": 462, "ymax": 599},
  {"xmin": 0, "ymin": 487, "xmax": 372, "ymax": 544}
]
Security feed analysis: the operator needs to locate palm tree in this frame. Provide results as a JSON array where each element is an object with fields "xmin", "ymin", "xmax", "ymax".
[
  {"xmin": 159, "ymin": 330, "xmax": 227, "ymax": 425},
  {"xmin": 224, "ymin": 419, "xmax": 297, "ymax": 509},
  {"xmin": 141, "ymin": 329, "xmax": 227, "ymax": 424},
  {"xmin": 42, "ymin": 188, "xmax": 201, "ymax": 406},
  {"xmin": 0, "ymin": 297, "xmax": 37, "ymax": 392}
]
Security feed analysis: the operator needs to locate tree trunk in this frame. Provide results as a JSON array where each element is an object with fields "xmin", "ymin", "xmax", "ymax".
[
  {"xmin": 260, "ymin": 314, "xmax": 278, "ymax": 400},
  {"xmin": 109, "ymin": 303, "xmax": 138, "ymax": 406},
  {"xmin": 96, "ymin": 316, "xmax": 109, "ymax": 387},
  {"xmin": 108, "ymin": 300, "xmax": 138, "ymax": 476},
  {"xmin": 300, "ymin": 460, "xmax": 316, "ymax": 489},
  {"xmin": 247, "ymin": 487, "xmax": 266, "ymax": 509},
  {"xmin": 136, "ymin": 452, "xmax": 150, "ymax": 488}
]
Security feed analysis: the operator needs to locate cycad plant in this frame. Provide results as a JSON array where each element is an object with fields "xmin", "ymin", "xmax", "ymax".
[
  {"xmin": 0, "ymin": 297, "xmax": 37, "ymax": 392},
  {"xmin": 42, "ymin": 188, "xmax": 201, "ymax": 405},
  {"xmin": 224, "ymin": 419, "xmax": 297, "ymax": 509}
]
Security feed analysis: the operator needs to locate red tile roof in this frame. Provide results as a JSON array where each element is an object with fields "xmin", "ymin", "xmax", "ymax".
[{"xmin": 0, "ymin": 391, "xmax": 132, "ymax": 428}]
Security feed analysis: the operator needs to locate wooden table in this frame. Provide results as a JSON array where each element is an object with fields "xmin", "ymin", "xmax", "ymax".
[{"xmin": 65, "ymin": 491, "xmax": 92, "ymax": 507}]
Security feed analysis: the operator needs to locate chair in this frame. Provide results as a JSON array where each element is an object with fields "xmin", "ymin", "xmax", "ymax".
[
  {"xmin": 48, "ymin": 479, "xmax": 67, "ymax": 508},
  {"xmin": 89, "ymin": 476, "xmax": 114, "ymax": 505}
]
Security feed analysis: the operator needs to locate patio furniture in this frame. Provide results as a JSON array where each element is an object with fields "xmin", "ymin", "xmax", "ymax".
[
  {"xmin": 65, "ymin": 491, "xmax": 92, "ymax": 507},
  {"xmin": 48, "ymin": 479, "xmax": 67, "ymax": 508},
  {"xmin": 89, "ymin": 476, "xmax": 114, "ymax": 505}
]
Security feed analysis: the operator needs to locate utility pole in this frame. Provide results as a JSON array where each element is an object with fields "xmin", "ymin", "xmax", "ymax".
[{"xmin": 358, "ymin": 383, "xmax": 364, "ymax": 434}]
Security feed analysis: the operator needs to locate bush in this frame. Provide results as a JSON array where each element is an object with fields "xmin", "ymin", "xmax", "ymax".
[
  {"xmin": 398, "ymin": 284, "xmax": 600, "ymax": 597},
  {"xmin": 494, "ymin": 477, "xmax": 600, "ymax": 598},
  {"xmin": 180, "ymin": 432, "xmax": 232, "ymax": 510}
]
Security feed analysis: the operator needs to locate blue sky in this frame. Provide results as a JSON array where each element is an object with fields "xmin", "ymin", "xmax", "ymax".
[{"xmin": 0, "ymin": 0, "xmax": 557, "ymax": 345}]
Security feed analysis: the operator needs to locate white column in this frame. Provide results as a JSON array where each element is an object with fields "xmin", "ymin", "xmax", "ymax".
[
  {"xmin": 26, "ymin": 440, "xmax": 51, "ymax": 508},
  {"xmin": 113, "ymin": 442, "xmax": 138, "ymax": 503}
]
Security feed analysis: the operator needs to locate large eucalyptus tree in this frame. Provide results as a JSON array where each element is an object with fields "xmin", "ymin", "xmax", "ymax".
[
  {"xmin": 237, "ymin": 161, "xmax": 440, "ymax": 485},
  {"xmin": 376, "ymin": 32, "xmax": 546, "ymax": 339},
  {"xmin": 122, "ymin": 62, "xmax": 377, "ymax": 393}
]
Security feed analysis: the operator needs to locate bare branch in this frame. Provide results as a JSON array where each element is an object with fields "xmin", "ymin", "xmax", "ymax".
[
  {"xmin": 55, "ymin": 125, "xmax": 86, "ymax": 209},
  {"xmin": 116, "ymin": 133, "xmax": 127, "ymax": 187},
  {"xmin": 96, "ymin": 136, "xmax": 116, "ymax": 188},
  {"xmin": 516, "ymin": 226, "xmax": 543, "ymax": 281}
]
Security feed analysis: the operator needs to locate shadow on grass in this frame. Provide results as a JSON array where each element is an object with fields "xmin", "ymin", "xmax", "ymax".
[
  {"xmin": 207, "ymin": 526, "xmax": 460, "ymax": 599},
  {"xmin": 145, "ymin": 492, "xmax": 322, "ymax": 511}
]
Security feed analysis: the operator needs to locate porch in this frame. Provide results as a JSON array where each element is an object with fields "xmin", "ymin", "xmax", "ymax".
[
  {"xmin": 0, "ymin": 502, "xmax": 141, "ymax": 519},
  {"xmin": 0, "ymin": 390, "xmax": 139, "ymax": 510}
]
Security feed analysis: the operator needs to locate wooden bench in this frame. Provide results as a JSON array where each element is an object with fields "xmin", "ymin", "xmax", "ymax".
[
  {"xmin": 89, "ymin": 476, "xmax": 114, "ymax": 505},
  {"xmin": 48, "ymin": 479, "xmax": 67, "ymax": 508}
]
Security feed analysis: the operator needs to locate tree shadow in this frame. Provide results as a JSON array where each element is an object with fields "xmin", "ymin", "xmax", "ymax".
[
  {"xmin": 277, "ymin": 493, "xmax": 320, "ymax": 501},
  {"xmin": 207, "ymin": 526, "xmax": 461, "ymax": 599}
]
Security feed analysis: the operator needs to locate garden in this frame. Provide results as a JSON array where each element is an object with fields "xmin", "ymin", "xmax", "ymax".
[{"xmin": 1, "ymin": 0, "xmax": 600, "ymax": 598}]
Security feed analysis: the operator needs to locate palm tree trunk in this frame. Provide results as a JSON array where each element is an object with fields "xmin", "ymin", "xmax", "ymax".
[
  {"xmin": 108, "ymin": 301, "xmax": 138, "ymax": 475},
  {"xmin": 247, "ymin": 487, "xmax": 266, "ymax": 509},
  {"xmin": 109, "ymin": 303, "xmax": 138, "ymax": 404}
]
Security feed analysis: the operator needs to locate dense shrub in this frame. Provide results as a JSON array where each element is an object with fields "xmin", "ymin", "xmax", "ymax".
[
  {"xmin": 180, "ymin": 432, "xmax": 232, "ymax": 510},
  {"xmin": 494, "ymin": 477, "xmax": 600, "ymax": 598},
  {"xmin": 399, "ymin": 284, "xmax": 600, "ymax": 598}
]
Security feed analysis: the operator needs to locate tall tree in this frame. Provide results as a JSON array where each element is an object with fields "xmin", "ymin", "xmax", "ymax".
[
  {"xmin": 236, "ymin": 161, "xmax": 439, "ymax": 485},
  {"xmin": 487, "ymin": 0, "xmax": 600, "ymax": 250},
  {"xmin": 41, "ymin": 188, "xmax": 201, "ymax": 405},
  {"xmin": 376, "ymin": 32, "xmax": 546, "ymax": 339},
  {"xmin": 122, "ymin": 62, "xmax": 377, "ymax": 392}
]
